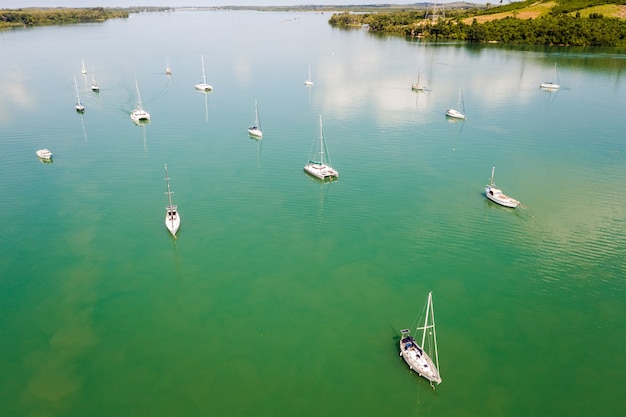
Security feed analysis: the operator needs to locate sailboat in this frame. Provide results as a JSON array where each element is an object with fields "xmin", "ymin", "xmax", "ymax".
[
  {"xmin": 81, "ymin": 59, "xmax": 87, "ymax": 75},
  {"xmin": 411, "ymin": 70, "xmax": 426, "ymax": 91},
  {"xmin": 163, "ymin": 163, "xmax": 181, "ymax": 237},
  {"xmin": 90, "ymin": 67, "xmax": 99, "ymax": 92},
  {"xmin": 485, "ymin": 166, "xmax": 520, "ymax": 208},
  {"xmin": 194, "ymin": 54, "xmax": 213, "ymax": 92},
  {"xmin": 36, "ymin": 148, "xmax": 53, "ymax": 160},
  {"xmin": 399, "ymin": 291, "xmax": 441, "ymax": 386},
  {"xmin": 446, "ymin": 87, "xmax": 465, "ymax": 120},
  {"xmin": 247, "ymin": 99, "xmax": 263, "ymax": 138},
  {"xmin": 165, "ymin": 58, "xmax": 172, "ymax": 76},
  {"xmin": 304, "ymin": 64, "xmax": 314, "ymax": 87},
  {"xmin": 540, "ymin": 63, "xmax": 560, "ymax": 90},
  {"xmin": 130, "ymin": 79, "xmax": 150, "ymax": 123},
  {"xmin": 304, "ymin": 115, "xmax": 338, "ymax": 180},
  {"xmin": 73, "ymin": 75, "xmax": 85, "ymax": 113}
]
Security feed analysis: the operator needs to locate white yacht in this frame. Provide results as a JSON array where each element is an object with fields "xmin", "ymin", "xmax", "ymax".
[
  {"xmin": 304, "ymin": 115, "xmax": 338, "ymax": 181},
  {"xmin": 194, "ymin": 55, "xmax": 213, "ymax": 92},
  {"xmin": 36, "ymin": 148, "xmax": 52, "ymax": 160}
]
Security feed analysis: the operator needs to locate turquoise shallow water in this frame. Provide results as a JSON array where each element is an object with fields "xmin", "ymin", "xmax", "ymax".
[{"xmin": 1, "ymin": 10, "xmax": 626, "ymax": 417}]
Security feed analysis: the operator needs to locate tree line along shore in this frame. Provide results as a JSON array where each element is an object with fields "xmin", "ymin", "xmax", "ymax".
[
  {"xmin": 2, "ymin": 2, "xmax": 626, "ymax": 47},
  {"xmin": 328, "ymin": 0, "xmax": 626, "ymax": 47}
]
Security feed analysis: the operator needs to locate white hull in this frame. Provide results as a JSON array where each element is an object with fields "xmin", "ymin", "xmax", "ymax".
[
  {"xmin": 36, "ymin": 149, "xmax": 52, "ymax": 160},
  {"xmin": 304, "ymin": 80, "xmax": 314, "ymax": 86},
  {"xmin": 75, "ymin": 104, "xmax": 85, "ymax": 113},
  {"xmin": 540, "ymin": 82, "xmax": 560, "ymax": 90},
  {"xmin": 446, "ymin": 108, "xmax": 465, "ymax": 119},
  {"xmin": 91, "ymin": 84, "xmax": 99, "ymax": 92},
  {"xmin": 195, "ymin": 83, "xmax": 213, "ymax": 92},
  {"xmin": 131, "ymin": 109, "xmax": 150, "ymax": 122},
  {"xmin": 485, "ymin": 186, "xmax": 519, "ymax": 208},
  {"xmin": 412, "ymin": 83, "xmax": 425, "ymax": 91},
  {"xmin": 399, "ymin": 335, "xmax": 442, "ymax": 384},
  {"xmin": 248, "ymin": 127, "xmax": 263, "ymax": 138},
  {"xmin": 304, "ymin": 163, "xmax": 338, "ymax": 180},
  {"xmin": 165, "ymin": 209, "xmax": 180, "ymax": 236}
]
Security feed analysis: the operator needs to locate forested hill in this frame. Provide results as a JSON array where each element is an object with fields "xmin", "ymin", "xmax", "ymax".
[{"xmin": 328, "ymin": 0, "xmax": 626, "ymax": 47}]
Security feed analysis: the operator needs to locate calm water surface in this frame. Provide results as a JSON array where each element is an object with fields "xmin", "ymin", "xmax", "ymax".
[{"xmin": 1, "ymin": 10, "xmax": 625, "ymax": 417}]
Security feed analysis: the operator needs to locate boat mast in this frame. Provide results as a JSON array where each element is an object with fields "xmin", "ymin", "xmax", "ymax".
[
  {"xmin": 135, "ymin": 78, "xmax": 143, "ymax": 110},
  {"xmin": 255, "ymin": 99, "xmax": 261, "ymax": 129},
  {"xmin": 201, "ymin": 55, "xmax": 207, "ymax": 84},
  {"xmin": 489, "ymin": 166, "xmax": 495, "ymax": 187},
  {"xmin": 165, "ymin": 164, "xmax": 174, "ymax": 207},
  {"xmin": 318, "ymin": 115, "xmax": 325, "ymax": 165}
]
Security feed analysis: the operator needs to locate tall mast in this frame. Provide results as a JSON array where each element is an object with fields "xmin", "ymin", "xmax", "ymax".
[
  {"xmin": 201, "ymin": 55, "xmax": 207, "ymax": 84},
  {"xmin": 164, "ymin": 163, "xmax": 174, "ymax": 208},
  {"xmin": 318, "ymin": 115, "xmax": 325, "ymax": 165},
  {"xmin": 135, "ymin": 78, "xmax": 143, "ymax": 110},
  {"xmin": 490, "ymin": 166, "xmax": 495, "ymax": 187}
]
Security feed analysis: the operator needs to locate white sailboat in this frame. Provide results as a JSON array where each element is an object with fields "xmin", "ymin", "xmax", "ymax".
[
  {"xmin": 81, "ymin": 59, "xmax": 87, "ymax": 75},
  {"xmin": 165, "ymin": 58, "xmax": 172, "ymax": 76},
  {"xmin": 304, "ymin": 64, "xmax": 314, "ymax": 87},
  {"xmin": 164, "ymin": 163, "xmax": 181, "ymax": 237},
  {"xmin": 247, "ymin": 99, "xmax": 263, "ymax": 138},
  {"xmin": 540, "ymin": 63, "xmax": 560, "ymax": 90},
  {"xmin": 130, "ymin": 79, "xmax": 150, "ymax": 123},
  {"xmin": 446, "ymin": 87, "xmax": 465, "ymax": 120},
  {"xmin": 411, "ymin": 70, "xmax": 426, "ymax": 91},
  {"xmin": 194, "ymin": 54, "xmax": 213, "ymax": 92},
  {"xmin": 90, "ymin": 66, "xmax": 99, "ymax": 92},
  {"xmin": 399, "ymin": 291, "xmax": 441, "ymax": 386},
  {"xmin": 74, "ymin": 75, "xmax": 85, "ymax": 113},
  {"xmin": 304, "ymin": 115, "xmax": 338, "ymax": 181},
  {"xmin": 485, "ymin": 166, "xmax": 520, "ymax": 208}
]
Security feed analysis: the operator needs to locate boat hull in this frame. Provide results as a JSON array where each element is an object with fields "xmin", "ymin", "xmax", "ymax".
[
  {"xmin": 540, "ymin": 82, "xmax": 560, "ymax": 90},
  {"xmin": 36, "ymin": 149, "xmax": 52, "ymax": 160},
  {"xmin": 446, "ymin": 108, "xmax": 465, "ymax": 119},
  {"xmin": 195, "ymin": 83, "xmax": 213, "ymax": 92},
  {"xmin": 485, "ymin": 186, "xmax": 519, "ymax": 208},
  {"xmin": 399, "ymin": 335, "xmax": 442, "ymax": 384},
  {"xmin": 411, "ymin": 83, "xmax": 425, "ymax": 91},
  {"xmin": 165, "ymin": 213, "xmax": 180, "ymax": 236},
  {"xmin": 304, "ymin": 163, "xmax": 338, "ymax": 181},
  {"xmin": 248, "ymin": 127, "xmax": 263, "ymax": 138},
  {"xmin": 131, "ymin": 109, "xmax": 150, "ymax": 123}
]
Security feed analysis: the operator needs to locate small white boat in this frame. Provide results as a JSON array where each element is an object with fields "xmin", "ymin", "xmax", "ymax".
[
  {"xmin": 81, "ymin": 59, "xmax": 87, "ymax": 75},
  {"xmin": 36, "ymin": 148, "xmax": 52, "ymax": 160},
  {"xmin": 165, "ymin": 58, "xmax": 172, "ymax": 75},
  {"xmin": 247, "ymin": 99, "xmax": 263, "ymax": 138},
  {"xmin": 411, "ymin": 70, "xmax": 426, "ymax": 91},
  {"xmin": 399, "ymin": 291, "xmax": 442, "ymax": 386},
  {"xmin": 304, "ymin": 64, "xmax": 314, "ymax": 87},
  {"xmin": 446, "ymin": 87, "xmax": 465, "ymax": 119},
  {"xmin": 90, "ymin": 67, "xmax": 99, "ymax": 92},
  {"xmin": 73, "ymin": 75, "xmax": 85, "ymax": 113},
  {"xmin": 194, "ymin": 54, "xmax": 213, "ymax": 92},
  {"xmin": 164, "ymin": 163, "xmax": 180, "ymax": 237},
  {"xmin": 485, "ymin": 166, "xmax": 520, "ymax": 208},
  {"xmin": 540, "ymin": 63, "xmax": 560, "ymax": 90},
  {"xmin": 131, "ymin": 79, "xmax": 150, "ymax": 123},
  {"xmin": 304, "ymin": 115, "xmax": 338, "ymax": 181}
]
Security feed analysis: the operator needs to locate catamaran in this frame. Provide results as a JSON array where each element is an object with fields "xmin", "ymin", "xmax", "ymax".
[
  {"xmin": 247, "ymin": 99, "xmax": 263, "ymax": 138},
  {"xmin": 130, "ymin": 79, "xmax": 150, "ymax": 123},
  {"xmin": 164, "ymin": 163, "xmax": 180, "ymax": 237},
  {"xmin": 485, "ymin": 166, "xmax": 520, "ymax": 208},
  {"xmin": 195, "ymin": 54, "xmax": 213, "ymax": 92},
  {"xmin": 399, "ymin": 291, "xmax": 441, "ymax": 386},
  {"xmin": 81, "ymin": 59, "xmax": 87, "ymax": 75},
  {"xmin": 304, "ymin": 115, "xmax": 338, "ymax": 180}
]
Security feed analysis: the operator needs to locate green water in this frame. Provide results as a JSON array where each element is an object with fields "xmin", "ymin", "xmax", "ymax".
[{"xmin": 1, "ymin": 10, "xmax": 625, "ymax": 417}]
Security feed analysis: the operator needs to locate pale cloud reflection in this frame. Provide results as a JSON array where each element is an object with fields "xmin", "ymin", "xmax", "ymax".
[{"xmin": 0, "ymin": 69, "xmax": 33, "ymax": 125}]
